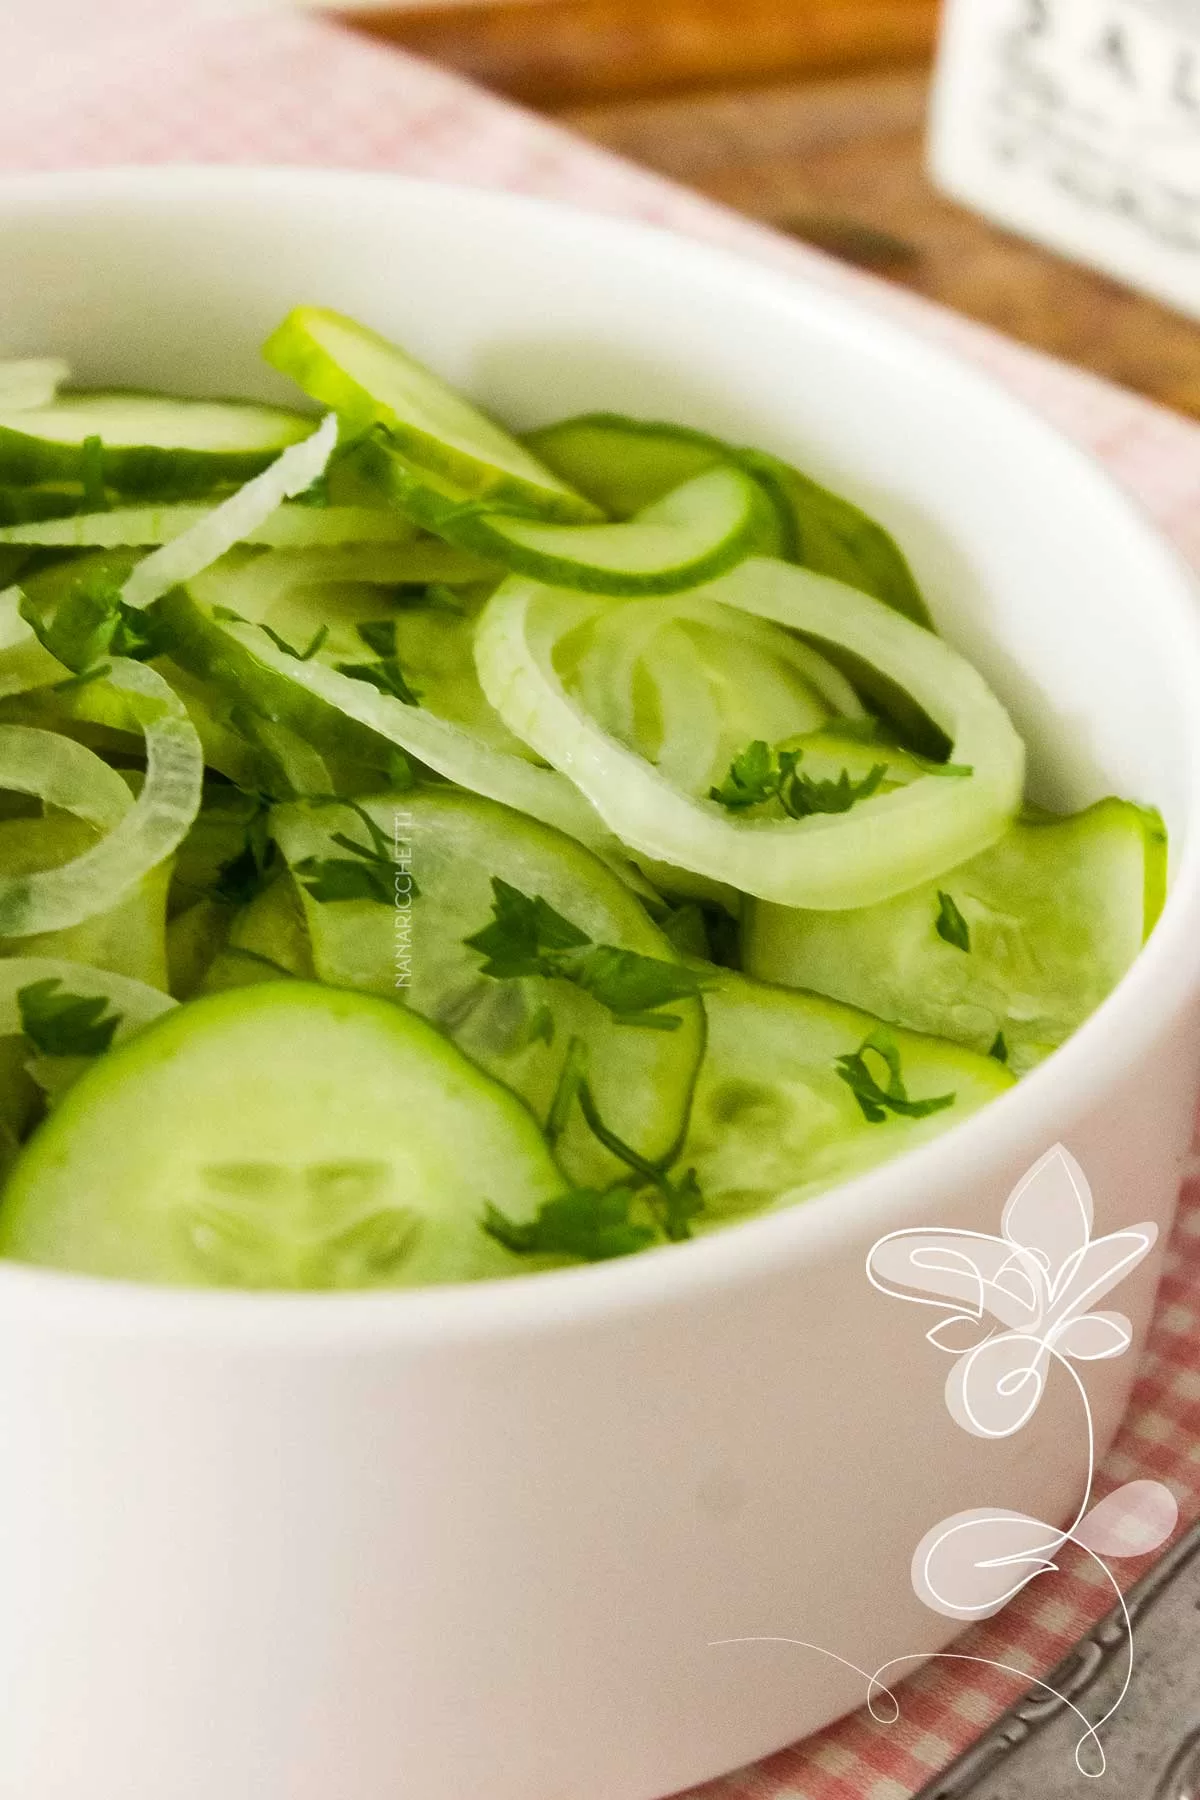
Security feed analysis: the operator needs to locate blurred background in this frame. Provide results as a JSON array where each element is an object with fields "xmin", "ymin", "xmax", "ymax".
[{"xmin": 331, "ymin": 0, "xmax": 1200, "ymax": 419}]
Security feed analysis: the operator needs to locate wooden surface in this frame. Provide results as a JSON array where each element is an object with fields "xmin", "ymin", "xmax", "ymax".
[
  {"xmin": 348, "ymin": 0, "xmax": 940, "ymax": 104},
  {"xmin": 348, "ymin": 5, "xmax": 1200, "ymax": 420}
]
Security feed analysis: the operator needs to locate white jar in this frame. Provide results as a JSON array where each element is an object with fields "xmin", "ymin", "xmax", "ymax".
[{"xmin": 930, "ymin": 0, "xmax": 1200, "ymax": 323}]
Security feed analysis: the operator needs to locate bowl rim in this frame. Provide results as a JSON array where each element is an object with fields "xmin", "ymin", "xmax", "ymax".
[{"xmin": 2, "ymin": 162, "xmax": 1199, "ymax": 1346}]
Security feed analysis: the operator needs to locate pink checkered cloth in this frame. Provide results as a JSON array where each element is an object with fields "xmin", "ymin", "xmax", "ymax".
[{"xmin": 4, "ymin": 7, "xmax": 1200, "ymax": 1796}]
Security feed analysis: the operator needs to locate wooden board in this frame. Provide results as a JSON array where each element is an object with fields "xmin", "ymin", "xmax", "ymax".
[
  {"xmin": 346, "ymin": 0, "xmax": 940, "ymax": 104},
  {"xmin": 345, "ymin": 8, "xmax": 1200, "ymax": 418},
  {"xmin": 559, "ymin": 69, "xmax": 1200, "ymax": 419}
]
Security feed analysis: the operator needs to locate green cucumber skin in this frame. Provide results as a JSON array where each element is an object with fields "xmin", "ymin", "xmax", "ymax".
[
  {"xmin": 152, "ymin": 585, "xmax": 400, "ymax": 780},
  {"xmin": 686, "ymin": 964, "xmax": 1013, "ymax": 1222},
  {"xmin": 0, "ymin": 393, "xmax": 311, "ymax": 500},
  {"xmin": 744, "ymin": 798, "xmax": 1160, "ymax": 1074},
  {"xmin": 1142, "ymin": 804, "xmax": 1169, "ymax": 935},
  {"xmin": 0, "ymin": 981, "xmax": 564, "ymax": 1290},
  {"xmin": 368, "ymin": 446, "xmax": 772, "ymax": 597},
  {"xmin": 273, "ymin": 785, "xmax": 707, "ymax": 1188},
  {"xmin": 526, "ymin": 414, "xmax": 799, "ymax": 559},
  {"xmin": 265, "ymin": 308, "xmax": 601, "ymax": 526},
  {"xmin": 525, "ymin": 413, "xmax": 930, "ymax": 624},
  {"xmin": 458, "ymin": 501, "xmax": 772, "ymax": 601},
  {"xmin": 0, "ymin": 484, "xmax": 90, "ymax": 526}
]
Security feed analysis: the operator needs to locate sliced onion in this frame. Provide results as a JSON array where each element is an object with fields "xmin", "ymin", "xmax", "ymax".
[
  {"xmin": 121, "ymin": 413, "xmax": 339, "ymax": 611},
  {"xmin": 0, "ymin": 502, "xmax": 418, "ymax": 552},
  {"xmin": 561, "ymin": 593, "xmax": 860, "ymax": 797},
  {"xmin": 0, "ymin": 586, "xmax": 63, "ymax": 699},
  {"xmin": 635, "ymin": 622, "xmax": 722, "ymax": 791},
  {"xmin": 0, "ymin": 358, "xmax": 70, "ymax": 411},
  {"xmin": 0, "ymin": 956, "xmax": 174, "ymax": 1041},
  {"xmin": 0, "ymin": 660, "xmax": 203, "ymax": 937},
  {"xmin": 475, "ymin": 560, "xmax": 1025, "ymax": 910},
  {"xmin": 219, "ymin": 619, "xmax": 613, "ymax": 853},
  {"xmin": 0, "ymin": 726, "xmax": 132, "ymax": 830},
  {"xmin": 675, "ymin": 597, "xmax": 866, "ymax": 720}
]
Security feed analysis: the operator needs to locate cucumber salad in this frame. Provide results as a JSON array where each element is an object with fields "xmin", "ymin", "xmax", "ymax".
[{"xmin": 0, "ymin": 312, "xmax": 1165, "ymax": 1290}]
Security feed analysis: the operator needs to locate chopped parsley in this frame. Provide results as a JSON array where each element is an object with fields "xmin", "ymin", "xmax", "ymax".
[
  {"xmin": 484, "ymin": 1033, "xmax": 702, "ymax": 1258},
  {"xmin": 294, "ymin": 801, "xmax": 417, "ymax": 907},
  {"xmin": 835, "ymin": 1028, "xmax": 956, "ymax": 1124},
  {"xmin": 18, "ymin": 978, "xmax": 123, "ymax": 1058},
  {"xmin": 355, "ymin": 619, "xmax": 399, "ymax": 659},
  {"xmin": 212, "ymin": 608, "xmax": 330, "ymax": 664},
  {"xmin": 213, "ymin": 798, "xmax": 278, "ymax": 906},
  {"xmin": 465, "ymin": 877, "xmax": 705, "ymax": 1029},
  {"xmin": 710, "ymin": 740, "xmax": 887, "ymax": 819},
  {"xmin": 709, "ymin": 739, "xmax": 780, "ymax": 811},
  {"xmin": 935, "ymin": 890, "xmax": 971, "ymax": 952},
  {"xmin": 483, "ymin": 1187, "xmax": 655, "ymax": 1263},
  {"xmin": 337, "ymin": 623, "xmax": 420, "ymax": 706},
  {"xmin": 260, "ymin": 621, "xmax": 328, "ymax": 662},
  {"xmin": 21, "ymin": 569, "xmax": 157, "ymax": 680},
  {"xmin": 989, "ymin": 1032, "xmax": 1009, "ymax": 1065}
]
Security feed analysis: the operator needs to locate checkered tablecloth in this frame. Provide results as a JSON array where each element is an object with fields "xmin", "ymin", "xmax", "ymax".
[{"xmin": 3, "ymin": 6, "xmax": 1200, "ymax": 1795}]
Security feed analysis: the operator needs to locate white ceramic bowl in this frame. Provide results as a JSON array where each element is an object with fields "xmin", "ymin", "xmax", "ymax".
[{"xmin": 2, "ymin": 168, "xmax": 1200, "ymax": 1800}]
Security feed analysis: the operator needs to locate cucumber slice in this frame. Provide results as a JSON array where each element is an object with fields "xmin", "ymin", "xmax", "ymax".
[
  {"xmin": 152, "ymin": 563, "xmax": 404, "ymax": 784},
  {"xmin": 0, "ymin": 1035, "xmax": 38, "ymax": 1161},
  {"xmin": 271, "ymin": 787, "xmax": 706, "ymax": 1187},
  {"xmin": 166, "ymin": 899, "xmax": 229, "ymax": 1000},
  {"xmin": 153, "ymin": 551, "xmax": 557, "ymax": 799},
  {"xmin": 0, "ymin": 502, "xmax": 419, "ymax": 551},
  {"xmin": 200, "ymin": 876, "xmax": 316, "ymax": 995},
  {"xmin": 685, "ymin": 966, "xmax": 1013, "ymax": 1219},
  {"xmin": 449, "ymin": 466, "xmax": 769, "ymax": 598},
  {"xmin": 745, "ymin": 799, "xmax": 1163, "ymax": 1073},
  {"xmin": 0, "ymin": 982, "xmax": 565, "ymax": 1289},
  {"xmin": 0, "ymin": 393, "xmax": 311, "ymax": 498},
  {"xmin": 264, "ymin": 307, "xmax": 599, "ymax": 524},
  {"xmin": 0, "ymin": 815, "xmax": 171, "ymax": 989},
  {"xmin": 162, "ymin": 569, "xmax": 617, "ymax": 860},
  {"xmin": 525, "ymin": 414, "xmax": 743, "ymax": 522},
  {"xmin": 0, "ymin": 485, "xmax": 88, "ymax": 527},
  {"xmin": 525, "ymin": 413, "xmax": 929, "ymax": 624}
]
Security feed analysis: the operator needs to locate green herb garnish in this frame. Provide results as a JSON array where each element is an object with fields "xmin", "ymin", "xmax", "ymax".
[
  {"xmin": 785, "ymin": 758, "xmax": 887, "ymax": 818},
  {"xmin": 486, "ymin": 1058, "xmax": 703, "ymax": 1260},
  {"xmin": 18, "ymin": 978, "xmax": 122, "ymax": 1058},
  {"xmin": 337, "ymin": 657, "xmax": 420, "ymax": 706},
  {"xmin": 935, "ymin": 890, "xmax": 971, "ymax": 952},
  {"xmin": 356, "ymin": 619, "xmax": 399, "ymax": 659},
  {"xmin": 465, "ymin": 877, "xmax": 705, "ymax": 1029},
  {"xmin": 21, "ymin": 570, "xmax": 156, "ymax": 679},
  {"xmin": 911, "ymin": 755, "xmax": 975, "ymax": 779},
  {"xmin": 294, "ymin": 801, "xmax": 418, "ymax": 907},
  {"xmin": 574, "ymin": 1071, "xmax": 702, "ymax": 1241},
  {"xmin": 213, "ymin": 799, "xmax": 278, "ymax": 906},
  {"xmin": 483, "ymin": 1187, "xmax": 655, "ymax": 1263},
  {"xmin": 989, "ymin": 1032, "xmax": 1009, "ymax": 1064},
  {"xmin": 710, "ymin": 740, "xmax": 887, "ymax": 818},
  {"xmin": 708, "ymin": 739, "xmax": 780, "ymax": 811},
  {"xmin": 258, "ymin": 621, "xmax": 329, "ymax": 663},
  {"xmin": 835, "ymin": 1028, "xmax": 956, "ymax": 1124}
]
